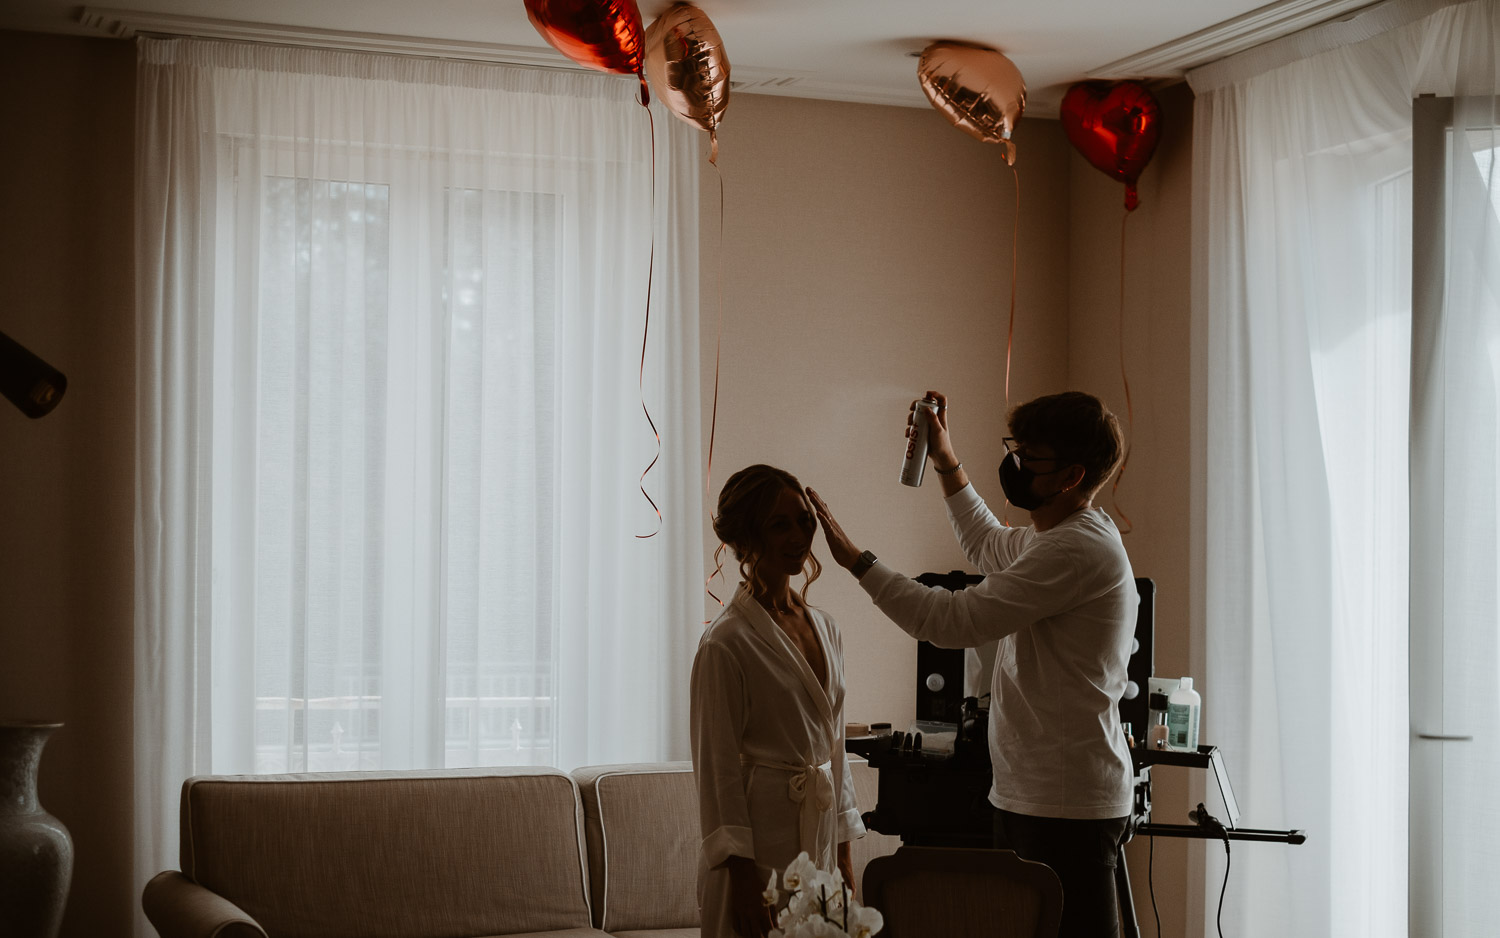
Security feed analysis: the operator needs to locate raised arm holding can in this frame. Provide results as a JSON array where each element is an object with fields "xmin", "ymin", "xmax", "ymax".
[{"xmin": 809, "ymin": 390, "xmax": 1137, "ymax": 938}]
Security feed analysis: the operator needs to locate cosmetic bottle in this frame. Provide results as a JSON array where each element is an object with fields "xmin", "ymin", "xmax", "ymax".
[
  {"xmin": 1166, "ymin": 677, "xmax": 1202, "ymax": 752},
  {"xmin": 1147, "ymin": 693, "xmax": 1171, "ymax": 750}
]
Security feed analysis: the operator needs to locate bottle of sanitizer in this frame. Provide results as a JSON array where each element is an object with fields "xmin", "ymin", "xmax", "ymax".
[{"xmin": 1166, "ymin": 677, "xmax": 1202, "ymax": 752}]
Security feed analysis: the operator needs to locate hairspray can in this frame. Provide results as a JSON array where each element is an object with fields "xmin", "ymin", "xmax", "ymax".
[{"xmin": 900, "ymin": 398, "xmax": 940, "ymax": 487}]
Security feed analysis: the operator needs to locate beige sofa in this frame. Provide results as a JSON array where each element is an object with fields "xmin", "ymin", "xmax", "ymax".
[{"xmin": 142, "ymin": 759, "xmax": 899, "ymax": 938}]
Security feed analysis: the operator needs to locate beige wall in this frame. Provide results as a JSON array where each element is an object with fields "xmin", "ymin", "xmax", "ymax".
[
  {"xmin": 712, "ymin": 85, "xmax": 1199, "ymax": 932},
  {"xmin": 699, "ymin": 93, "xmax": 1073, "ymax": 731},
  {"xmin": 0, "ymin": 30, "xmax": 137, "ymax": 938}
]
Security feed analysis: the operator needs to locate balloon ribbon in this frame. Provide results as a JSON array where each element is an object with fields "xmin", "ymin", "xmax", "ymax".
[
  {"xmin": 636, "ymin": 99, "xmax": 662, "ymax": 538},
  {"xmin": 1005, "ymin": 162, "xmax": 1020, "ymax": 408},
  {"xmin": 1002, "ymin": 162, "xmax": 1021, "ymax": 527},
  {"xmin": 704, "ymin": 156, "xmax": 727, "ymax": 606},
  {"xmin": 1111, "ymin": 208, "xmax": 1135, "ymax": 533}
]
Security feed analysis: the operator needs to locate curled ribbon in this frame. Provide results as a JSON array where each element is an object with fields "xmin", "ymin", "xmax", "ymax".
[{"xmin": 636, "ymin": 105, "xmax": 662, "ymax": 538}]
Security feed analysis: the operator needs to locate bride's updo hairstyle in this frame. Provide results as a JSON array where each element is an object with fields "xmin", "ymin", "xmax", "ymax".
[{"xmin": 711, "ymin": 464, "xmax": 822, "ymax": 603}]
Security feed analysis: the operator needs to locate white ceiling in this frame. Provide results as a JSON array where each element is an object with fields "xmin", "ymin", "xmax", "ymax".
[{"xmin": 2, "ymin": 0, "xmax": 1377, "ymax": 114}]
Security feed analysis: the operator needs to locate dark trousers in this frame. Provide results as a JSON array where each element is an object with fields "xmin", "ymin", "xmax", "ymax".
[{"xmin": 991, "ymin": 808, "xmax": 1130, "ymax": 938}]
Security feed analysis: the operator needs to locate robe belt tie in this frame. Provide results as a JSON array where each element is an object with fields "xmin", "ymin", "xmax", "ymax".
[{"xmin": 742, "ymin": 757, "xmax": 835, "ymax": 859}]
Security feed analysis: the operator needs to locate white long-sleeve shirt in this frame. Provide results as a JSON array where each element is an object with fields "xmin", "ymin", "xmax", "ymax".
[
  {"xmin": 859, "ymin": 484, "xmax": 1137, "ymax": 820},
  {"xmin": 691, "ymin": 585, "xmax": 864, "ymax": 938}
]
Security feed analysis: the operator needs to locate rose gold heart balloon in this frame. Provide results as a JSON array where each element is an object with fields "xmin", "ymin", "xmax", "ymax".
[
  {"xmin": 917, "ymin": 41, "xmax": 1027, "ymax": 164},
  {"xmin": 645, "ymin": 3, "xmax": 730, "ymax": 162}
]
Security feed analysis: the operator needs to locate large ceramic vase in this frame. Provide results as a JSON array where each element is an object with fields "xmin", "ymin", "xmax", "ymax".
[{"xmin": 0, "ymin": 722, "xmax": 73, "ymax": 938}]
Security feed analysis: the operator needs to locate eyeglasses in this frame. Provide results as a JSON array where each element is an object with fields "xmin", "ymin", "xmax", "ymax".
[{"xmin": 1002, "ymin": 437, "xmax": 1066, "ymax": 468}]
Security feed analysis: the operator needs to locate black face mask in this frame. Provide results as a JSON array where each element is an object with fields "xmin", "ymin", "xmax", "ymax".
[{"xmin": 998, "ymin": 453, "xmax": 1067, "ymax": 512}]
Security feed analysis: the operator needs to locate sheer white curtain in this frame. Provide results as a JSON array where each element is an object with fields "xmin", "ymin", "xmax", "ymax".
[
  {"xmin": 1190, "ymin": 1, "xmax": 1499, "ymax": 935},
  {"xmin": 134, "ymin": 37, "xmax": 702, "ymax": 931},
  {"xmin": 1409, "ymin": 31, "xmax": 1500, "ymax": 937}
]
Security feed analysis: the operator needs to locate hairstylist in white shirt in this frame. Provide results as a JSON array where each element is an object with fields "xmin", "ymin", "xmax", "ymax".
[{"xmin": 808, "ymin": 390, "xmax": 1137, "ymax": 938}]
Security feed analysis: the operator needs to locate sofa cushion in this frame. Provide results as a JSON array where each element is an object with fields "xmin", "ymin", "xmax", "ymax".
[
  {"xmin": 573, "ymin": 763, "xmax": 699, "ymax": 933},
  {"xmin": 609, "ymin": 930, "xmax": 700, "ymax": 937},
  {"xmin": 179, "ymin": 767, "xmax": 594, "ymax": 938}
]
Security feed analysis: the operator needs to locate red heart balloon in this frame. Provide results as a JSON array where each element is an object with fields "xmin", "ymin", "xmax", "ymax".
[
  {"xmin": 1059, "ymin": 80, "xmax": 1162, "ymax": 212},
  {"xmin": 526, "ymin": 0, "xmax": 650, "ymax": 104}
]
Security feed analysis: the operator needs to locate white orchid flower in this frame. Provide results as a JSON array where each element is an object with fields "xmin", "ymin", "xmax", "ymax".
[
  {"xmin": 765, "ymin": 852, "xmax": 877, "ymax": 937},
  {"xmin": 819, "ymin": 875, "xmax": 847, "ymax": 911},
  {"xmin": 846, "ymin": 903, "xmax": 884, "ymax": 937},
  {"xmin": 788, "ymin": 886, "xmax": 821, "ymax": 920},
  {"xmin": 809, "ymin": 918, "xmax": 844, "ymax": 937},
  {"xmin": 790, "ymin": 919, "xmax": 812, "ymax": 937},
  {"xmin": 778, "ymin": 903, "xmax": 799, "ymax": 928},
  {"xmin": 808, "ymin": 869, "xmax": 840, "ymax": 897},
  {"xmin": 781, "ymin": 851, "xmax": 817, "ymax": 892}
]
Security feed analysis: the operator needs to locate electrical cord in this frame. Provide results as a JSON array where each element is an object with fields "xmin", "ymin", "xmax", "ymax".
[
  {"xmin": 1216, "ymin": 836, "xmax": 1231, "ymax": 938},
  {"xmin": 1144, "ymin": 804, "xmax": 1238, "ymax": 938},
  {"xmin": 1148, "ymin": 834, "xmax": 1161, "ymax": 938},
  {"xmin": 1189, "ymin": 803, "xmax": 1232, "ymax": 938}
]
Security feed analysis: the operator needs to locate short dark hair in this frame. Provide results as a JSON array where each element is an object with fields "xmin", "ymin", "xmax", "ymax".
[{"xmin": 1007, "ymin": 391, "xmax": 1125, "ymax": 496}]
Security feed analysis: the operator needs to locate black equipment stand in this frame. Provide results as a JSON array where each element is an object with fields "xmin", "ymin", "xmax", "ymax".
[
  {"xmin": 857, "ymin": 571, "xmax": 1307, "ymax": 936},
  {"xmin": 850, "ymin": 734, "xmax": 1308, "ymax": 938},
  {"xmin": 1118, "ymin": 745, "xmax": 1306, "ymax": 938}
]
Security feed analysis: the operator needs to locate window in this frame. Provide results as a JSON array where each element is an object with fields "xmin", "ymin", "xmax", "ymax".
[
  {"xmin": 1409, "ymin": 94, "xmax": 1500, "ymax": 936},
  {"xmin": 137, "ymin": 42, "xmax": 703, "ymax": 904},
  {"xmin": 233, "ymin": 171, "xmax": 570, "ymax": 773},
  {"xmin": 1193, "ymin": 9, "xmax": 1500, "ymax": 932}
]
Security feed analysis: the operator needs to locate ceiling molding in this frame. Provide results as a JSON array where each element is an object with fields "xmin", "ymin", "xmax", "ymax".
[
  {"xmin": 729, "ymin": 68, "xmax": 928, "ymax": 109},
  {"xmin": 77, "ymin": 7, "xmax": 581, "ymax": 70},
  {"xmin": 78, "ymin": 7, "xmax": 936, "ymax": 108},
  {"xmin": 1084, "ymin": 0, "xmax": 1381, "ymax": 78},
  {"xmin": 57, "ymin": 1, "xmax": 1393, "ymax": 110}
]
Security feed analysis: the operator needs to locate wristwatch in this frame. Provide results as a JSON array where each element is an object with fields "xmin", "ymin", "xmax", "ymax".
[{"xmin": 850, "ymin": 550, "xmax": 878, "ymax": 579}]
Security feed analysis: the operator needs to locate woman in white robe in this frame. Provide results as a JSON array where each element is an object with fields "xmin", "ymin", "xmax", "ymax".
[{"xmin": 692, "ymin": 465, "xmax": 865, "ymax": 938}]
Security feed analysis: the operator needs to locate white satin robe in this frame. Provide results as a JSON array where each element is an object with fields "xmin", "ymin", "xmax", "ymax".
[{"xmin": 691, "ymin": 585, "xmax": 865, "ymax": 938}]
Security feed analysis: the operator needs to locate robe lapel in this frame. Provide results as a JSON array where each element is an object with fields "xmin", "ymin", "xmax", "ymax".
[{"xmin": 734, "ymin": 586, "xmax": 834, "ymax": 726}]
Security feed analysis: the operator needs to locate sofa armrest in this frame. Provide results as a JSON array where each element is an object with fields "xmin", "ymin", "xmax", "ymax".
[{"xmin": 142, "ymin": 871, "xmax": 269, "ymax": 938}]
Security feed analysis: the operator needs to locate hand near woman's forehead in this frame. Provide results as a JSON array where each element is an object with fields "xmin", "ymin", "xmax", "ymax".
[{"xmin": 806, "ymin": 488, "xmax": 860, "ymax": 570}]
